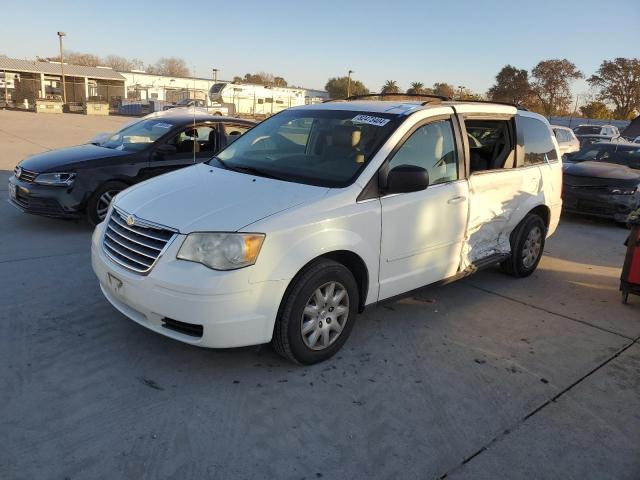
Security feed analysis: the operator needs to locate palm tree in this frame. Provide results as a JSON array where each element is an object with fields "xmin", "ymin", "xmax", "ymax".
[
  {"xmin": 407, "ymin": 81, "xmax": 424, "ymax": 95},
  {"xmin": 381, "ymin": 80, "xmax": 400, "ymax": 94}
]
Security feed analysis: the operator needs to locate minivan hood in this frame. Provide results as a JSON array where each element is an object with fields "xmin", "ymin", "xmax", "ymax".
[
  {"xmin": 19, "ymin": 144, "xmax": 129, "ymax": 172},
  {"xmin": 114, "ymin": 163, "xmax": 329, "ymax": 233}
]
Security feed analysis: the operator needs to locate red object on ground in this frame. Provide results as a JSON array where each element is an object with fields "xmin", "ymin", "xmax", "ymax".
[{"xmin": 621, "ymin": 224, "xmax": 640, "ymax": 303}]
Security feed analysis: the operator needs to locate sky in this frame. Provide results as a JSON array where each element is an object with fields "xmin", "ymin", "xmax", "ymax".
[{"xmin": 1, "ymin": 0, "xmax": 639, "ymax": 95}]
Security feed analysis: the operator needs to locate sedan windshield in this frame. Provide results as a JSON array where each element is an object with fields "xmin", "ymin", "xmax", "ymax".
[
  {"xmin": 574, "ymin": 126, "xmax": 602, "ymax": 135},
  {"xmin": 213, "ymin": 110, "xmax": 400, "ymax": 187},
  {"xmin": 102, "ymin": 119, "xmax": 177, "ymax": 151}
]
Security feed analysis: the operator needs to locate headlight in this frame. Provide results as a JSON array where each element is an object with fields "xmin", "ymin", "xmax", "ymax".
[
  {"xmin": 34, "ymin": 172, "xmax": 76, "ymax": 186},
  {"xmin": 608, "ymin": 186, "xmax": 637, "ymax": 195},
  {"xmin": 177, "ymin": 232, "xmax": 265, "ymax": 270}
]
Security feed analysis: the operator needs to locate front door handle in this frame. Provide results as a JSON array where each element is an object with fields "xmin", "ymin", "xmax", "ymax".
[{"xmin": 447, "ymin": 195, "xmax": 467, "ymax": 204}]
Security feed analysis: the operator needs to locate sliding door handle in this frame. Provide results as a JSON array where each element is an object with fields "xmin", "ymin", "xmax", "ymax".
[{"xmin": 447, "ymin": 195, "xmax": 467, "ymax": 204}]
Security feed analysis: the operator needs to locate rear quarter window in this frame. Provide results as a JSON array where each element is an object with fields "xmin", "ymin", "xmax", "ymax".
[{"xmin": 517, "ymin": 116, "xmax": 558, "ymax": 166}]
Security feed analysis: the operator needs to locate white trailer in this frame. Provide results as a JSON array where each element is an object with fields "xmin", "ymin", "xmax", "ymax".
[{"xmin": 208, "ymin": 82, "xmax": 306, "ymax": 116}]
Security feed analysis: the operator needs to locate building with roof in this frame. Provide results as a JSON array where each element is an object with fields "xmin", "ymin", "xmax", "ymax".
[{"xmin": 0, "ymin": 56, "xmax": 125, "ymax": 107}]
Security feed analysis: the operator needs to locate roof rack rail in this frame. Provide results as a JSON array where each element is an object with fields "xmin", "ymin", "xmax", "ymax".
[
  {"xmin": 446, "ymin": 99, "xmax": 528, "ymax": 111},
  {"xmin": 324, "ymin": 92, "xmax": 451, "ymax": 104}
]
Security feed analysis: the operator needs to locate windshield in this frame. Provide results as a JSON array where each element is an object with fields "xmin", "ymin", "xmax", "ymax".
[
  {"xmin": 213, "ymin": 109, "xmax": 400, "ymax": 187},
  {"xmin": 102, "ymin": 118, "xmax": 176, "ymax": 151},
  {"xmin": 574, "ymin": 126, "xmax": 602, "ymax": 135},
  {"xmin": 570, "ymin": 145, "xmax": 640, "ymax": 167}
]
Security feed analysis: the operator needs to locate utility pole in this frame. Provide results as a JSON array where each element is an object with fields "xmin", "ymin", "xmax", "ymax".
[
  {"xmin": 3, "ymin": 70, "xmax": 7, "ymax": 107},
  {"xmin": 212, "ymin": 68, "xmax": 218, "ymax": 83},
  {"xmin": 347, "ymin": 70, "xmax": 354, "ymax": 98},
  {"xmin": 57, "ymin": 31, "xmax": 67, "ymax": 104},
  {"xmin": 457, "ymin": 85, "xmax": 464, "ymax": 100}
]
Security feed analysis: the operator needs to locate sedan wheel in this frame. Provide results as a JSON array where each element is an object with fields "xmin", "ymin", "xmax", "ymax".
[{"xmin": 96, "ymin": 190, "xmax": 118, "ymax": 221}]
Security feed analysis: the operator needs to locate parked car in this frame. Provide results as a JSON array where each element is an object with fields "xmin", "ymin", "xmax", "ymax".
[
  {"xmin": 573, "ymin": 124, "xmax": 620, "ymax": 146},
  {"xmin": 563, "ymin": 160, "xmax": 640, "ymax": 225},
  {"xmin": 8, "ymin": 110, "xmax": 254, "ymax": 225},
  {"xmin": 565, "ymin": 142, "xmax": 640, "ymax": 169},
  {"xmin": 551, "ymin": 125, "xmax": 580, "ymax": 157},
  {"xmin": 163, "ymin": 99, "xmax": 229, "ymax": 116},
  {"xmin": 91, "ymin": 97, "xmax": 562, "ymax": 364}
]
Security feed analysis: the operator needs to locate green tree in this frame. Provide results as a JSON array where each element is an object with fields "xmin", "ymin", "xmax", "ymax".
[
  {"xmin": 407, "ymin": 81, "xmax": 425, "ymax": 94},
  {"xmin": 531, "ymin": 59, "xmax": 583, "ymax": 116},
  {"xmin": 588, "ymin": 58, "xmax": 640, "ymax": 120},
  {"xmin": 381, "ymin": 80, "xmax": 400, "ymax": 94},
  {"xmin": 488, "ymin": 65, "xmax": 532, "ymax": 105},
  {"xmin": 579, "ymin": 101, "xmax": 613, "ymax": 119},
  {"xmin": 324, "ymin": 76, "xmax": 369, "ymax": 99},
  {"xmin": 432, "ymin": 82, "xmax": 455, "ymax": 98}
]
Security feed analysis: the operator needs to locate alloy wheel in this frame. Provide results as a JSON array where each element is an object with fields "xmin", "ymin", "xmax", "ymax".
[
  {"xmin": 300, "ymin": 281, "xmax": 349, "ymax": 351},
  {"xmin": 96, "ymin": 190, "xmax": 119, "ymax": 220},
  {"xmin": 522, "ymin": 225, "xmax": 542, "ymax": 269}
]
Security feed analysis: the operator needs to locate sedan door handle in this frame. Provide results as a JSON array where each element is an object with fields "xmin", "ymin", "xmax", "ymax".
[{"xmin": 447, "ymin": 195, "xmax": 467, "ymax": 204}]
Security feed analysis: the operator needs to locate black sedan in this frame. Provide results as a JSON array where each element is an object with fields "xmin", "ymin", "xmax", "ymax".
[
  {"xmin": 565, "ymin": 142, "xmax": 640, "ymax": 168},
  {"xmin": 563, "ymin": 160, "xmax": 640, "ymax": 225},
  {"xmin": 8, "ymin": 111, "xmax": 254, "ymax": 225}
]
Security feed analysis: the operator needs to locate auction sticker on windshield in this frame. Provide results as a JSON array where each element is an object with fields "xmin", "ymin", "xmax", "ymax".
[{"xmin": 351, "ymin": 114, "xmax": 390, "ymax": 127}]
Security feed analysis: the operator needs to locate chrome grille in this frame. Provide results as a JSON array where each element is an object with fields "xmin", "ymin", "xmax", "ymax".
[
  {"xmin": 15, "ymin": 167, "xmax": 38, "ymax": 183},
  {"xmin": 102, "ymin": 208, "xmax": 177, "ymax": 274}
]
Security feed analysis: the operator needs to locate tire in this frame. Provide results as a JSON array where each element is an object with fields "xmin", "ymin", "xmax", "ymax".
[
  {"xmin": 500, "ymin": 214, "xmax": 546, "ymax": 278},
  {"xmin": 86, "ymin": 181, "xmax": 128, "ymax": 227},
  {"xmin": 272, "ymin": 259, "xmax": 359, "ymax": 365}
]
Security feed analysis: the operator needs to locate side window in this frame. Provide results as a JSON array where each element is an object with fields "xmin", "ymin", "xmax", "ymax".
[
  {"xmin": 222, "ymin": 123, "xmax": 251, "ymax": 145},
  {"xmin": 517, "ymin": 116, "xmax": 558, "ymax": 165},
  {"xmin": 388, "ymin": 119, "xmax": 458, "ymax": 185},
  {"xmin": 465, "ymin": 119, "xmax": 515, "ymax": 173},
  {"xmin": 165, "ymin": 125, "xmax": 217, "ymax": 157}
]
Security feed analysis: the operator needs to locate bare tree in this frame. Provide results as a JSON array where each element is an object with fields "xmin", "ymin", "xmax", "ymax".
[
  {"xmin": 103, "ymin": 55, "xmax": 144, "ymax": 72},
  {"xmin": 147, "ymin": 57, "xmax": 191, "ymax": 77},
  {"xmin": 40, "ymin": 50, "xmax": 101, "ymax": 67},
  {"xmin": 531, "ymin": 59, "xmax": 583, "ymax": 116},
  {"xmin": 588, "ymin": 57, "xmax": 640, "ymax": 120}
]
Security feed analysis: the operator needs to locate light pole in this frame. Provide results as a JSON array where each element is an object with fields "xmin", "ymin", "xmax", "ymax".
[
  {"xmin": 347, "ymin": 70, "xmax": 354, "ymax": 98},
  {"xmin": 57, "ymin": 31, "xmax": 67, "ymax": 104},
  {"xmin": 212, "ymin": 68, "xmax": 218, "ymax": 83},
  {"xmin": 457, "ymin": 85, "xmax": 464, "ymax": 100}
]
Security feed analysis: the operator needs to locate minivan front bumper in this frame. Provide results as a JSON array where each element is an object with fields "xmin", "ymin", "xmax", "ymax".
[{"xmin": 91, "ymin": 222, "xmax": 288, "ymax": 348}]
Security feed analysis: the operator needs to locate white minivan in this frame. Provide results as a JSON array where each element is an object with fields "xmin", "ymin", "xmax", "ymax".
[{"xmin": 92, "ymin": 97, "xmax": 562, "ymax": 364}]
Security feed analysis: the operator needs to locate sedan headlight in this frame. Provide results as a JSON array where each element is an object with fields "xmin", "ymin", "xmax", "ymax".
[
  {"xmin": 177, "ymin": 233, "xmax": 265, "ymax": 270},
  {"xmin": 34, "ymin": 172, "xmax": 76, "ymax": 186},
  {"xmin": 608, "ymin": 186, "xmax": 637, "ymax": 195}
]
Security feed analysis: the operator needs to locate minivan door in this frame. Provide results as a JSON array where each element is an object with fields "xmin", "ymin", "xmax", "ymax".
[{"xmin": 378, "ymin": 116, "xmax": 469, "ymax": 300}]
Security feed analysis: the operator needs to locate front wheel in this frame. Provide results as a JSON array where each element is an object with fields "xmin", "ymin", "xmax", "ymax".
[
  {"xmin": 272, "ymin": 259, "xmax": 359, "ymax": 364},
  {"xmin": 501, "ymin": 214, "xmax": 546, "ymax": 277},
  {"xmin": 86, "ymin": 181, "xmax": 128, "ymax": 227}
]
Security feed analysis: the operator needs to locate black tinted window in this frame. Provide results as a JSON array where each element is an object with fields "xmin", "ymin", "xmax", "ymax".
[{"xmin": 518, "ymin": 116, "xmax": 557, "ymax": 165}]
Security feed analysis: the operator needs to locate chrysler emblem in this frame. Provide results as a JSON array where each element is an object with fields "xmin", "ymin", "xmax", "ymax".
[
  {"xmin": 15, "ymin": 167, "xmax": 22, "ymax": 179},
  {"xmin": 126, "ymin": 215, "xmax": 135, "ymax": 226}
]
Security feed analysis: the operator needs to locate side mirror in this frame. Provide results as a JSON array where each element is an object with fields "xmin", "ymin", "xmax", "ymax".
[
  {"xmin": 385, "ymin": 165, "xmax": 429, "ymax": 194},
  {"xmin": 154, "ymin": 144, "xmax": 177, "ymax": 158}
]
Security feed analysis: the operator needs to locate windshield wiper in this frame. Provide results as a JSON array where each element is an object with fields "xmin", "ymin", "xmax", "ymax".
[{"xmin": 209, "ymin": 157, "xmax": 287, "ymax": 181}]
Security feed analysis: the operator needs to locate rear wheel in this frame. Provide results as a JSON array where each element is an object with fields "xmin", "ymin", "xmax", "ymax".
[
  {"xmin": 272, "ymin": 259, "xmax": 359, "ymax": 364},
  {"xmin": 87, "ymin": 181, "xmax": 128, "ymax": 226},
  {"xmin": 501, "ymin": 214, "xmax": 546, "ymax": 277}
]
